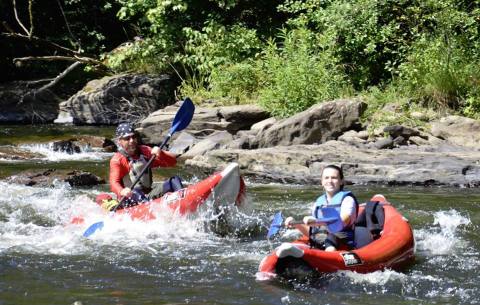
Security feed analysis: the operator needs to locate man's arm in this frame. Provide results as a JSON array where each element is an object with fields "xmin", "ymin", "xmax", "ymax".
[{"xmin": 109, "ymin": 155, "xmax": 128, "ymax": 198}]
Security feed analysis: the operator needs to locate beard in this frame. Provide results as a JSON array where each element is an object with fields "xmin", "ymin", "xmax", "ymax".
[{"xmin": 118, "ymin": 141, "xmax": 138, "ymax": 156}]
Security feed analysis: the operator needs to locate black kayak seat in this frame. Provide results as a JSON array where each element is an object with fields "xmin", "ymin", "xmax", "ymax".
[
  {"xmin": 354, "ymin": 226, "xmax": 374, "ymax": 248},
  {"xmin": 354, "ymin": 201, "xmax": 386, "ymax": 248}
]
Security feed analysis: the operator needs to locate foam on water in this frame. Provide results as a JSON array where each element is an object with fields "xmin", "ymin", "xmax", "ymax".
[
  {"xmin": 0, "ymin": 182, "xmax": 223, "ymax": 255},
  {"xmin": 18, "ymin": 143, "xmax": 112, "ymax": 161},
  {"xmin": 0, "ymin": 179, "xmax": 259, "ymax": 259},
  {"xmin": 343, "ymin": 269, "xmax": 409, "ymax": 285},
  {"xmin": 415, "ymin": 209, "xmax": 471, "ymax": 255}
]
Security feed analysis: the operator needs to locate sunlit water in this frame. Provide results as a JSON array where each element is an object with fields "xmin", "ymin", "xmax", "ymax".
[{"xmin": 1, "ymin": 125, "xmax": 479, "ymax": 305}]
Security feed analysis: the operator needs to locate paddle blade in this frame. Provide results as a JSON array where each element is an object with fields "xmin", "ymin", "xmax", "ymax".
[
  {"xmin": 170, "ymin": 97, "xmax": 195, "ymax": 135},
  {"xmin": 83, "ymin": 221, "xmax": 104, "ymax": 237},
  {"xmin": 321, "ymin": 207, "xmax": 343, "ymax": 233},
  {"xmin": 267, "ymin": 212, "xmax": 284, "ymax": 239}
]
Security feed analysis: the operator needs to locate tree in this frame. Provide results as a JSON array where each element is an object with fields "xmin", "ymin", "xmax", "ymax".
[{"xmin": 0, "ymin": 0, "xmax": 130, "ymax": 91}]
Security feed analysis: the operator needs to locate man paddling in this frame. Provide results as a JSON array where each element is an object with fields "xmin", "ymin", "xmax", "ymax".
[{"xmin": 108, "ymin": 122, "xmax": 182, "ymax": 209}]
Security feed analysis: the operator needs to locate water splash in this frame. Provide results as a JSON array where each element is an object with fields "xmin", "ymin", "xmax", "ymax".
[
  {"xmin": 416, "ymin": 209, "xmax": 471, "ymax": 255},
  {"xmin": 19, "ymin": 143, "xmax": 112, "ymax": 161},
  {"xmin": 343, "ymin": 269, "xmax": 409, "ymax": 285}
]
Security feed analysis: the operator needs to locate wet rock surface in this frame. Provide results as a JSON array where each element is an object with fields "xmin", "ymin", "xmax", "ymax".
[{"xmin": 7, "ymin": 169, "xmax": 104, "ymax": 187}]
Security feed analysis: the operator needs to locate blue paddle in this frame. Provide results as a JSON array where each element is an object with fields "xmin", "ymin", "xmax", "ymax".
[
  {"xmin": 83, "ymin": 98, "xmax": 195, "ymax": 237},
  {"xmin": 266, "ymin": 208, "xmax": 342, "ymax": 239}
]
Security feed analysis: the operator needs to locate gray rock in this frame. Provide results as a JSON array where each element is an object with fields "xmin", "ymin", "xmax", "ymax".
[
  {"xmin": 255, "ymin": 99, "xmax": 366, "ymax": 148},
  {"xmin": 139, "ymin": 104, "xmax": 269, "ymax": 145},
  {"xmin": 430, "ymin": 115, "xmax": 480, "ymax": 150},
  {"xmin": 7, "ymin": 169, "xmax": 105, "ymax": 187},
  {"xmin": 384, "ymin": 125, "xmax": 420, "ymax": 139},
  {"xmin": 371, "ymin": 137, "xmax": 394, "ymax": 149},
  {"xmin": 57, "ymin": 73, "xmax": 176, "ymax": 125},
  {"xmin": 186, "ymin": 140, "xmax": 480, "ymax": 187},
  {"xmin": 250, "ymin": 117, "xmax": 277, "ymax": 131},
  {"xmin": 181, "ymin": 131, "xmax": 234, "ymax": 159},
  {"xmin": 0, "ymin": 81, "xmax": 61, "ymax": 123},
  {"xmin": 393, "ymin": 135, "xmax": 406, "ymax": 146},
  {"xmin": 52, "ymin": 140, "xmax": 81, "ymax": 154},
  {"xmin": 168, "ymin": 132, "xmax": 198, "ymax": 155}
]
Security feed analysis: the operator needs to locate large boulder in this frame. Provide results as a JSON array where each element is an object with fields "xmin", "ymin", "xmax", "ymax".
[
  {"xmin": 7, "ymin": 169, "xmax": 105, "ymax": 187},
  {"xmin": 430, "ymin": 116, "xmax": 480, "ymax": 150},
  {"xmin": 255, "ymin": 99, "xmax": 366, "ymax": 148},
  {"xmin": 138, "ymin": 103, "xmax": 269, "ymax": 145},
  {"xmin": 56, "ymin": 73, "xmax": 176, "ymax": 124},
  {"xmin": 0, "ymin": 81, "xmax": 61, "ymax": 123}
]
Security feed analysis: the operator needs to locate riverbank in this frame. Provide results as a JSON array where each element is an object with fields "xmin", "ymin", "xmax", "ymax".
[
  {"xmin": 137, "ymin": 100, "xmax": 480, "ymax": 188},
  {"xmin": 1, "ymin": 98, "xmax": 479, "ymax": 188}
]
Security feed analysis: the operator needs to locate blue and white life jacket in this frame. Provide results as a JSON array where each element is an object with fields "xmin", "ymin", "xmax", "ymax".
[{"xmin": 312, "ymin": 190, "xmax": 359, "ymax": 232}]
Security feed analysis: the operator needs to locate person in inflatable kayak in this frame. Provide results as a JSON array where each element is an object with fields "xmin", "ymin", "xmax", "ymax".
[
  {"xmin": 285, "ymin": 164, "xmax": 358, "ymax": 251},
  {"xmin": 108, "ymin": 122, "xmax": 183, "ymax": 209}
]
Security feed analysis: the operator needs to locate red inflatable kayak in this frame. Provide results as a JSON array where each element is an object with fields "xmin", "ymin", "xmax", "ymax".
[
  {"xmin": 258, "ymin": 195, "xmax": 415, "ymax": 279},
  {"xmin": 71, "ymin": 162, "xmax": 246, "ymax": 224}
]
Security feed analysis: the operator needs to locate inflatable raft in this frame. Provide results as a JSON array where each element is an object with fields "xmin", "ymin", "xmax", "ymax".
[
  {"xmin": 258, "ymin": 195, "xmax": 415, "ymax": 279},
  {"xmin": 71, "ymin": 162, "xmax": 246, "ymax": 224}
]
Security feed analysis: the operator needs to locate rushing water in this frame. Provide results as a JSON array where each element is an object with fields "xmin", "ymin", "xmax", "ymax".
[{"xmin": 0, "ymin": 125, "xmax": 479, "ymax": 305}]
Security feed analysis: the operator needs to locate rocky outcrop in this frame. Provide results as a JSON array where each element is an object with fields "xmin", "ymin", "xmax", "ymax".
[
  {"xmin": 56, "ymin": 73, "xmax": 176, "ymax": 124},
  {"xmin": 51, "ymin": 136, "xmax": 116, "ymax": 153},
  {"xmin": 430, "ymin": 115, "xmax": 480, "ymax": 150},
  {"xmin": 7, "ymin": 169, "xmax": 104, "ymax": 187},
  {"xmin": 255, "ymin": 99, "xmax": 366, "ymax": 147},
  {"xmin": 138, "ymin": 103, "xmax": 269, "ymax": 145},
  {"xmin": 5, "ymin": 90, "xmax": 477, "ymax": 187},
  {"xmin": 0, "ymin": 81, "xmax": 61, "ymax": 123},
  {"xmin": 185, "ymin": 140, "xmax": 480, "ymax": 187},
  {"xmin": 133, "ymin": 98, "xmax": 479, "ymax": 187}
]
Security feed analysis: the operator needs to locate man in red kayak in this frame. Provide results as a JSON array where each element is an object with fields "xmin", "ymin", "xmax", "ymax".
[
  {"xmin": 285, "ymin": 164, "xmax": 358, "ymax": 251},
  {"xmin": 108, "ymin": 122, "xmax": 182, "ymax": 208}
]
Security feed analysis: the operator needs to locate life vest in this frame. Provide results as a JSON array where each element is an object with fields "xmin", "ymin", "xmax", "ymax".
[
  {"xmin": 118, "ymin": 148, "xmax": 153, "ymax": 192},
  {"xmin": 312, "ymin": 190, "xmax": 359, "ymax": 232}
]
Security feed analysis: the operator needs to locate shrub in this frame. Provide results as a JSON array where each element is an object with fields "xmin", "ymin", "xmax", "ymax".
[
  {"xmin": 207, "ymin": 61, "xmax": 261, "ymax": 104},
  {"xmin": 257, "ymin": 28, "xmax": 350, "ymax": 117}
]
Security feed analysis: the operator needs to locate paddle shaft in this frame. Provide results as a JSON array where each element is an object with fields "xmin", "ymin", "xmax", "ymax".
[{"xmin": 287, "ymin": 219, "xmax": 328, "ymax": 227}]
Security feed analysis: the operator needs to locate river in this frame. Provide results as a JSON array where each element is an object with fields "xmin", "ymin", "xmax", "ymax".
[{"xmin": 0, "ymin": 125, "xmax": 479, "ymax": 305}]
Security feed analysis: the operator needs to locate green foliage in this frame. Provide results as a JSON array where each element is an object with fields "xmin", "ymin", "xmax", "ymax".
[
  {"xmin": 279, "ymin": 0, "xmax": 424, "ymax": 89},
  {"xmin": 113, "ymin": 0, "xmax": 279, "ymax": 76},
  {"xmin": 463, "ymin": 94, "xmax": 480, "ymax": 119},
  {"xmin": 104, "ymin": 38, "xmax": 170, "ymax": 73},
  {"xmin": 207, "ymin": 61, "xmax": 261, "ymax": 104},
  {"xmin": 257, "ymin": 28, "xmax": 350, "ymax": 117},
  {"xmin": 361, "ymin": 86, "xmax": 435, "ymax": 135},
  {"xmin": 177, "ymin": 23, "xmax": 264, "ymax": 103},
  {"xmin": 275, "ymin": 0, "xmax": 479, "ymax": 120},
  {"xmin": 178, "ymin": 22, "xmax": 263, "ymax": 80},
  {"xmin": 6, "ymin": 0, "xmax": 480, "ymax": 121},
  {"xmin": 393, "ymin": 2, "xmax": 480, "ymax": 115}
]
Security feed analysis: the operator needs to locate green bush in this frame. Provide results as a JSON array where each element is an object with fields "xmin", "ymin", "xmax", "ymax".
[
  {"xmin": 394, "ymin": 6, "xmax": 480, "ymax": 114},
  {"xmin": 279, "ymin": 0, "xmax": 423, "ymax": 89},
  {"xmin": 178, "ymin": 22, "xmax": 263, "ymax": 82},
  {"xmin": 464, "ymin": 95, "xmax": 480, "ymax": 119},
  {"xmin": 104, "ymin": 38, "xmax": 170, "ymax": 73},
  {"xmin": 257, "ymin": 28, "xmax": 350, "ymax": 117},
  {"xmin": 207, "ymin": 61, "xmax": 261, "ymax": 104}
]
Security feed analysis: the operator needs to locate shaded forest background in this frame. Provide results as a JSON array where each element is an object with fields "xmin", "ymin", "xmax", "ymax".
[{"xmin": 1, "ymin": 0, "xmax": 480, "ymax": 126}]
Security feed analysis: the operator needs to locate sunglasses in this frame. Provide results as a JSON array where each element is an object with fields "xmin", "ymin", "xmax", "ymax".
[{"xmin": 120, "ymin": 134, "xmax": 137, "ymax": 141}]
